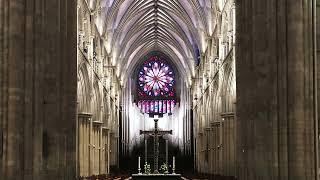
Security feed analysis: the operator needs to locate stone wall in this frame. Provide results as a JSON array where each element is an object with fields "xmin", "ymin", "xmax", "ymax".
[
  {"xmin": 192, "ymin": 0, "xmax": 236, "ymax": 177},
  {"xmin": 77, "ymin": 0, "xmax": 121, "ymax": 177}
]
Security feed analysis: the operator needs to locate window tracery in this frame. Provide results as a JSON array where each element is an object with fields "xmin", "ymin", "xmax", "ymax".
[{"xmin": 136, "ymin": 56, "xmax": 176, "ymax": 114}]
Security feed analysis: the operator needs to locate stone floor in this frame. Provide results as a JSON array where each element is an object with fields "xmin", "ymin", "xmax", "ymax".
[{"xmin": 79, "ymin": 175, "xmax": 234, "ymax": 180}]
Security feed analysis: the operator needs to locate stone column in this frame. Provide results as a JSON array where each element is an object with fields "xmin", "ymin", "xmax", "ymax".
[
  {"xmin": 99, "ymin": 125, "xmax": 104, "ymax": 174},
  {"xmin": 317, "ymin": 1, "xmax": 320, "ymax": 178},
  {"xmin": 221, "ymin": 112, "xmax": 235, "ymax": 177},
  {"xmin": 87, "ymin": 117, "xmax": 92, "ymax": 176},
  {"xmin": 85, "ymin": 119, "xmax": 90, "ymax": 176},
  {"xmin": 208, "ymin": 127, "xmax": 212, "ymax": 175},
  {"xmin": 110, "ymin": 132, "xmax": 115, "ymax": 167},
  {"xmin": 213, "ymin": 122, "xmax": 219, "ymax": 175},
  {"xmin": 236, "ymin": 0, "xmax": 317, "ymax": 179},
  {"xmin": 92, "ymin": 121, "xmax": 103, "ymax": 175},
  {"xmin": 194, "ymin": 137, "xmax": 198, "ymax": 172},
  {"xmin": 1, "ymin": 1, "xmax": 25, "ymax": 179},
  {"xmin": 78, "ymin": 113, "xmax": 92, "ymax": 177},
  {"xmin": 1, "ymin": 0, "xmax": 77, "ymax": 179},
  {"xmin": 200, "ymin": 133, "xmax": 203, "ymax": 173},
  {"xmin": 107, "ymin": 131, "xmax": 110, "ymax": 174},
  {"xmin": 99, "ymin": 124, "xmax": 103, "ymax": 174},
  {"xmin": 210, "ymin": 124, "xmax": 213, "ymax": 174},
  {"xmin": 102, "ymin": 127, "xmax": 107, "ymax": 174}
]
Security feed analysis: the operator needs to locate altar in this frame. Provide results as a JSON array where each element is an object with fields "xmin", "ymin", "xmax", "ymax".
[
  {"xmin": 132, "ymin": 119, "xmax": 181, "ymax": 180},
  {"xmin": 131, "ymin": 173, "xmax": 182, "ymax": 180}
]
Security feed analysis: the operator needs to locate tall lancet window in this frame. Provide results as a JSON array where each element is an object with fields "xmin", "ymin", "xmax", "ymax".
[{"xmin": 137, "ymin": 56, "xmax": 176, "ymax": 114}]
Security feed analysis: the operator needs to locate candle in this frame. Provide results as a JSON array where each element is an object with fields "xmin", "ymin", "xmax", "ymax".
[
  {"xmin": 173, "ymin": 156, "xmax": 175, "ymax": 167},
  {"xmin": 172, "ymin": 156, "xmax": 175, "ymax": 174},
  {"xmin": 138, "ymin": 156, "xmax": 141, "ymax": 174},
  {"xmin": 138, "ymin": 156, "xmax": 141, "ymax": 168}
]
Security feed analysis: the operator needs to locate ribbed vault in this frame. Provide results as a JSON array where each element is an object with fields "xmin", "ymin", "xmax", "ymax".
[{"xmin": 97, "ymin": 0, "xmax": 213, "ymax": 84}]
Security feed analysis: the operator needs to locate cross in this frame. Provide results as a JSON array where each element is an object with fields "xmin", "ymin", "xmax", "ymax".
[{"xmin": 140, "ymin": 119, "xmax": 172, "ymax": 174}]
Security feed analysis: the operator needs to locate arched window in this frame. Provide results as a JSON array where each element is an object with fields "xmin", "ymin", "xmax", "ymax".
[{"xmin": 136, "ymin": 56, "xmax": 176, "ymax": 114}]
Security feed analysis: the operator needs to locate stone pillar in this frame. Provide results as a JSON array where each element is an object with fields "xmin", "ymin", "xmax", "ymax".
[
  {"xmin": 221, "ymin": 112, "xmax": 235, "ymax": 177},
  {"xmin": 208, "ymin": 128, "xmax": 212, "ymax": 175},
  {"xmin": 201, "ymin": 130, "xmax": 205, "ymax": 174},
  {"xmin": 211, "ymin": 122, "xmax": 218, "ymax": 175},
  {"xmin": 1, "ymin": 0, "xmax": 77, "ymax": 179},
  {"xmin": 1, "ymin": 1, "xmax": 25, "ymax": 179},
  {"xmin": 101, "ymin": 127, "xmax": 107, "ymax": 174},
  {"xmin": 107, "ymin": 131, "xmax": 110, "ymax": 174},
  {"xmin": 205, "ymin": 128, "xmax": 210, "ymax": 174},
  {"xmin": 200, "ymin": 134, "xmax": 203, "ymax": 173},
  {"xmin": 316, "ymin": 1, "xmax": 320, "ymax": 178},
  {"xmin": 116, "ymin": 107, "xmax": 120, "ymax": 168},
  {"xmin": 110, "ymin": 133, "xmax": 115, "ymax": 166},
  {"xmin": 85, "ymin": 118, "xmax": 90, "ymax": 176},
  {"xmin": 211, "ymin": 122, "xmax": 215, "ymax": 175},
  {"xmin": 194, "ymin": 137, "xmax": 198, "ymax": 172},
  {"xmin": 78, "ymin": 113, "xmax": 92, "ymax": 177},
  {"xmin": 220, "ymin": 119, "xmax": 225, "ymax": 175},
  {"xmin": 101, "ymin": 127, "xmax": 107, "ymax": 175},
  {"xmin": 236, "ymin": 0, "xmax": 317, "ymax": 179},
  {"xmin": 91, "ymin": 121, "xmax": 103, "ymax": 175},
  {"xmin": 99, "ymin": 126, "xmax": 103, "ymax": 174},
  {"xmin": 196, "ymin": 134, "xmax": 201, "ymax": 173},
  {"xmin": 210, "ymin": 125, "xmax": 213, "ymax": 174}
]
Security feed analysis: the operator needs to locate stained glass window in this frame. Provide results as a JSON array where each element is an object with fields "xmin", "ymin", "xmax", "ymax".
[
  {"xmin": 155, "ymin": 101, "xmax": 159, "ymax": 113},
  {"xmin": 163, "ymin": 100, "xmax": 167, "ymax": 113},
  {"xmin": 137, "ymin": 100, "xmax": 176, "ymax": 114},
  {"xmin": 146, "ymin": 100, "xmax": 150, "ymax": 113},
  {"xmin": 171, "ymin": 100, "xmax": 175, "ymax": 112},
  {"xmin": 138, "ymin": 56, "xmax": 174, "ymax": 97},
  {"xmin": 159, "ymin": 101, "xmax": 162, "ymax": 113},
  {"xmin": 150, "ymin": 101, "xmax": 154, "ymax": 113},
  {"xmin": 136, "ymin": 56, "xmax": 176, "ymax": 114}
]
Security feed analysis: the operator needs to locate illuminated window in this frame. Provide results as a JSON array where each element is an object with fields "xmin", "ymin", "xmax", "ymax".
[
  {"xmin": 138, "ymin": 56, "xmax": 174, "ymax": 97},
  {"xmin": 136, "ymin": 56, "xmax": 176, "ymax": 114}
]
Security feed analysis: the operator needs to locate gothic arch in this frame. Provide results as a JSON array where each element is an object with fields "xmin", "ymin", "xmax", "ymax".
[
  {"xmin": 221, "ymin": 60, "xmax": 235, "ymax": 113},
  {"xmin": 211, "ymin": 80, "xmax": 220, "ymax": 122},
  {"xmin": 204, "ymin": 90, "xmax": 211, "ymax": 126},
  {"xmin": 94, "ymin": 0, "xmax": 213, "ymax": 81},
  {"xmin": 92, "ymin": 80, "xmax": 102, "ymax": 121},
  {"xmin": 123, "ymin": 49, "xmax": 189, "ymax": 86},
  {"xmin": 78, "ymin": 63, "xmax": 91, "ymax": 113}
]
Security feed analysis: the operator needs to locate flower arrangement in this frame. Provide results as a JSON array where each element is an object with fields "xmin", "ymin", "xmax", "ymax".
[
  {"xmin": 160, "ymin": 163, "xmax": 169, "ymax": 174},
  {"xmin": 144, "ymin": 163, "xmax": 151, "ymax": 174}
]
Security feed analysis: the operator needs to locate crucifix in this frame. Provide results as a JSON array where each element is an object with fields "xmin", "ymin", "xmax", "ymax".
[{"xmin": 140, "ymin": 119, "xmax": 172, "ymax": 174}]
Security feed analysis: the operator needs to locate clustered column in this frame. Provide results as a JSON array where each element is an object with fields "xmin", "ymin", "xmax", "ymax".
[
  {"xmin": 0, "ymin": 0, "xmax": 77, "ymax": 179},
  {"xmin": 236, "ymin": 0, "xmax": 318, "ymax": 179}
]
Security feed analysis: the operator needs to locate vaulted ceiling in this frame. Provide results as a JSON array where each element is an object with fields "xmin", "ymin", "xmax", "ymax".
[{"xmin": 91, "ymin": 0, "xmax": 217, "ymax": 84}]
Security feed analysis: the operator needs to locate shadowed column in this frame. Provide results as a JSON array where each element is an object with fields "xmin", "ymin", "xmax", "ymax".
[{"xmin": 236, "ymin": 0, "xmax": 318, "ymax": 179}]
